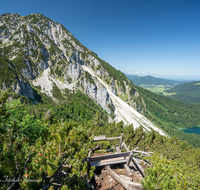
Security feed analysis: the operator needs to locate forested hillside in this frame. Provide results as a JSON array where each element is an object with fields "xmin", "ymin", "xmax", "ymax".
[
  {"xmin": 136, "ymin": 86, "xmax": 200, "ymax": 147},
  {"xmin": 1, "ymin": 92, "xmax": 200, "ymax": 189},
  {"xmin": 127, "ymin": 75, "xmax": 186, "ymax": 86},
  {"xmin": 165, "ymin": 80, "xmax": 200, "ymax": 104}
]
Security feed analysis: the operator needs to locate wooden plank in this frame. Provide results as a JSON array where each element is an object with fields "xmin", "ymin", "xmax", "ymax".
[
  {"xmin": 119, "ymin": 133, "xmax": 123, "ymax": 150},
  {"xmin": 90, "ymin": 158, "xmax": 127, "ymax": 167},
  {"xmin": 126, "ymin": 153, "xmax": 133, "ymax": 166},
  {"xmin": 89, "ymin": 151, "xmax": 133, "ymax": 162},
  {"xmin": 94, "ymin": 136, "xmax": 121, "ymax": 142},
  {"xmin": 94, "ymin": 135, "xmax": 106, "ymax": 141}
]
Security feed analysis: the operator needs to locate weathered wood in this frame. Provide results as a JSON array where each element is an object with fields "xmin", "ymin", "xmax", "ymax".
[
  {"xmin": 126, "ymin": 152, "xmax": 133, "ymax": 166},
  {"xmin": 119, "ymin": 133, "xmax": 123, "ymax": 150},
  {"xmin": 94, "ymin": 136, "xmax": 121, "ymax": 142},
  {"xmin": 106, "ymin": 166, "xmax": 144, "ymax": 190},
  {"xmin": 125, "ymin": 152, "xmax": 133, "ymax": 176},
  {"xmin": 132, "ymin": 157, "xmax": 145, "ymax": 178},
  {"xmin": 90, "ymin": 158, "xmax": 127, "ymax": 167},
  {"xmin": 122, "ymin": 142, "xmax": 130, "ymax": 152},
  {"xmin": 133, "ymin": 150, "xmax": 153, "ymax": 156},
  {"xmin": 94, "ymin": 135, "xmax": 106, "ymax": 141},
  {"xmin": 88, "ymin": 145, "xmax": 100, "ymax": 157},
  {"xmin": 124, "ymin": 164, "xmax": 133, "ymax": 176},
  {"xmin": 122, "ymin": 143, "xmax": 151, "ymax": 156},
  {"xmin": 115, "ymin": 145, "xmax": 121, "ymax": 153},
  {"xmin": 89, "ymin": 151, "xmax": 133, "ymax": 162}
]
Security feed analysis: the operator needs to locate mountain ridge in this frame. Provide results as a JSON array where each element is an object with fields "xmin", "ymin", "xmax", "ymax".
[
  {"xmin": 127, "ymin": 74, "xmax": 187, "ymax": 86},
  {"xmin": 0, "ymin": 13, "xmax": 167, "ymax": 136}
]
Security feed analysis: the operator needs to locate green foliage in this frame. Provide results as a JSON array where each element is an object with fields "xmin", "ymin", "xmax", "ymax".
[
  {"xmin": 51, "ymin": 90, "xmax": 108, "ymax": 123},
  {"xmin": 0, "ymin": 57, "xmax": 16, "ymax": 88},
  {"xmin": 142, "ymin": 154, "xmax": 200, "ymax": 190},
  {"xmin": 142, "ymin": 157, "xmax": 188, "ymax": 190},
  {"xmin": 0, "ymin": 24, "xmax": 7, "ymax": 31},
  {"xmin": 100, "ymin": 60, "xmax": 127, "ymax": 91},
  {"xmin": 88, "ymin": 122, "xmax": 200, "ymax": 189},
  {"xmin": 164, "ymin": 80, "xmax": 200, "ymax": 104},
  {"xmin": 52, "ymin": 83, "xmax": 66, "ymax": 101},
  {"xmin": 85, "ymin": 71, "xmax": 95, "ymax": 84},
  {"xmin": 30, "ymin": 16, "xmax": 40, "ymax": 24},
  {"xmin": 136, "ymin": 86, "xmax": 200, "ymax": 147},
  {"xmin": 54, "ymin": 65, "xmax": 62, "ymax": 76},
  {"xmin": 0, "ymin": 92, "xmax": 200, "ymax": 189},
  {"xmin": 37, "ymin": 52, "xmax": 45, "ymax": 62},
  {"xmin": 1, "ymin": 44, "xmax": 12, "ymax": 55},
  {"xmin": 16, "ymin": 88, "xmax": 108, "ymax": 124},
  {"xmin": 0, "ymin": 93, "xmax": 94, "ymax": 189},
  {"xmin": 12, "ymin": 53, "xmax": 28, "ymax": 70}
]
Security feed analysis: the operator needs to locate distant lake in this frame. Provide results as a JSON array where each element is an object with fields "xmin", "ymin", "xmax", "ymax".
[{"xmin": 180, "ymin": 127, "xmax": 200, "ymax": 135}]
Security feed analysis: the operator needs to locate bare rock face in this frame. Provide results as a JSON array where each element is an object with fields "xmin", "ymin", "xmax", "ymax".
[
  {"xmin": 16, "ymin": 82, "xmax": 34, "ymax": 99},
  {"xmin": 96, "ymin": 86, "xmax": 113, "ymax": 114},
  {"xmin": 0, "ymin": 12, "xmax": 131, "ymax": 114},
  {"xmin": 84, "ymin": 79, "xmax": 113, "ymax": 114},
  {"xmin": 40, "ymin": 46, "xmax": 50, "ymax": 69},
  {"xmin": 12, "ymin": 79, "xmax": 34, "ymax": 100},
  {"xmin": 0, "ymin": 13, "xmax": 141, "ymax": 117},
  {"xmin": 67, "ymin": 63, "xmax": 81, "ymax": 82}
]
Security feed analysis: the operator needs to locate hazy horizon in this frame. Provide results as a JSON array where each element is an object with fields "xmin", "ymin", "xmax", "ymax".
[{"xmin": 124, "ymin": 72, "xmax": 200, "ymax": 81}]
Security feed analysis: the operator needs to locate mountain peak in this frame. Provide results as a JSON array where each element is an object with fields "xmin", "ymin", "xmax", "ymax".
[{"xmin": 0, "ymin": 13, "xmax": 167, "ymax": 136}]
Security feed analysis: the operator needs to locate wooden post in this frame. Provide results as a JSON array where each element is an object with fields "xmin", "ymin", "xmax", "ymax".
[
  {"xmin": 132, "ymin": 157, "xmax": 145, "ymax": 178},
  {"xmin": 125, "ymin": 152, "xmax": 133, "ymax": 176},
  {"xmin": 122, "ymin": 142, "xmax": 130, "ymax": 152},
  {"xmin": 126, "ymin": 152, "xmax": 133, "ymax": 166},
  {"xmin": 119, "ymin": 133, "xmax": 123, "ymax": 151},
  {"xmin": 115, "ymin": 145, "xmax": 121, "ymax": 153}
]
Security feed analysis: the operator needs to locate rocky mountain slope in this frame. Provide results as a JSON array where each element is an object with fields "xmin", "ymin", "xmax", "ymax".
[{"xmin": 0, "ymin": 13, "xmax": 166, "ymax": 135}]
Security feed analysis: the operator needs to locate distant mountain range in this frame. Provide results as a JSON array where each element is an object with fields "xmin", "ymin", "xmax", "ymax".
[
  {"xmin": 125, "ymin": 74, "xmax": 187, "ymax": 86},
  {"xmin": 164, "ymin": 81, "xmax": 200, "ymax": 104}
]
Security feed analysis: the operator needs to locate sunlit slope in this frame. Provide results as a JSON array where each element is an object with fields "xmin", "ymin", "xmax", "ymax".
[{"xmin": 165, "ymin": 81, "xmax": 200, "ymax": 104}]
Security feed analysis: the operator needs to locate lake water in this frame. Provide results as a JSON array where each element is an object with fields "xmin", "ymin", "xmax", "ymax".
[{"xmin": 180, "ymin": 127, "xmax": 200, "ymax": 135}]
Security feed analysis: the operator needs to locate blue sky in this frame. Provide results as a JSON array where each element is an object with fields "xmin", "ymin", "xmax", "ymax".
[{"xmin": 1, "ymin": 0, "xmax": 200, "ymax": 79}]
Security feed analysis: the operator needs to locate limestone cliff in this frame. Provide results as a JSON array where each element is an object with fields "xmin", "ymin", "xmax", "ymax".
[{"xmin": 0, "ymin": 13, "xmax": 166, "ymax": 135}]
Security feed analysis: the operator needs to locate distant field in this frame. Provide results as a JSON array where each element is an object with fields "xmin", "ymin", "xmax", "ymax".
[{"xmin": 140, "ymin": 84, "xmax": 176, "ymax": 95}]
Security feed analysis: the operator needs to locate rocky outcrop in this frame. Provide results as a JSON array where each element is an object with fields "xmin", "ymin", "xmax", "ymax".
[
  {"xmin": 0, "ymin": 13, "xmax": 145, "ymax": 121},
  {"xmin": 12, "ymin": 79, "xmax": 34, "ymax": 100},
  {"xmin": 67, "ymin": 63, "xmax": 81, "ymax": 82}
]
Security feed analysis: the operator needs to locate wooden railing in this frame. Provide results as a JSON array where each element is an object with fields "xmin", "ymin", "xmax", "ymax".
[{"xmin": 86, "ymin": 134, "xmax": 152, "ymax": 190}]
